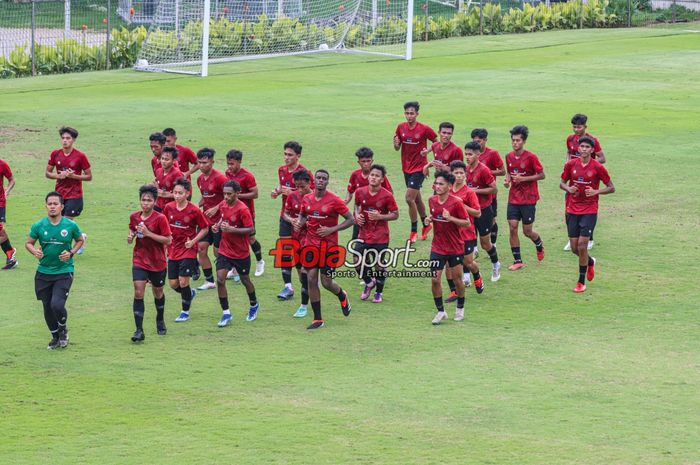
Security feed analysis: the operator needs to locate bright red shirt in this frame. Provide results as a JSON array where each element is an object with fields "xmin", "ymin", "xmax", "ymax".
[
  {"xmin": 129, "ymin": 211, "xmax": 171, "ymax": 272},
  {"xmin": 566, "ymin": 133, "xmax": 603, "ymax": 158},
  {"xmin": 301, "ymin": 191, "xmax": 349, "ymax": 248},
  {"xmin": 346, "ymin": 169, "xmax": 392, "ymax": 194},
  {"xmin": 48, "ymin": 148, "xmax": 91, "ymax": 200},
  {"xmin": 277, "ymin": 163, "xmax": 314, "ymax": 216},
  {"xmin": 431, "ymin": 141, "xmax": 463, "ymax": 167},
  {"xmin": 226, "ymin": 167, "xmax": 257, "ymax": 218},
  {"xmin": 284, "ymin": 190, "xmax": 308, "ymax": 242},
  {"xmin": 217, "ymin": 200, "xmax": 254, "ymax": 260},
  {"xmin": 0, "ymin": 159, "xmax": 13, "ymax": 208},
  {"xmin": 163, "ymin": 201, "xmax": 209, "ymax": 260},
  {"xmin": 452, "ymin": 185, "xmax": 480, "ymax": 242},
  {"xmin": 151, "ymin": 155, "xmax": 181, "ymax": 176},
  {"xmin": 479, "ymin": 147, "xmax": 504, "ymax": 172},
  {"xmin": 505, "ymin": 150, "xmax": 544, "ymax": 205},
  {"xmin": 561, "ymin": 158, "xmax": 611, "ymax": 215},
  {"xmin": 154, "ymin": 166, "xmax": 184, "ymax": 211},
  {"xmin": 466, "ymin": 162, "xmax": 496, "ymax": 208},
  {"xmin": 197, "ymin": 169, "xmax": 228, "ymax": 224},
  {"xmin": 354, "ymin": 186, "xmax": 399, "ymax": 245},
  {"xmin": 429, "ymin": 194, "xmax": 468, "ymax": 256},
  {"xmin": 176, "ymin": 144, "xmax": 198, "ymax": 174},
  {"xmin": 395, "ymin": 122, "xmax": 437, "ymax": 174}
]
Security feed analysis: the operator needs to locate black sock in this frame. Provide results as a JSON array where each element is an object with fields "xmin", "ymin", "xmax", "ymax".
[
  {"xmin": 490, "ymin": 223, "xmax": 498, "ymax": 244},
  {"xmin": 457, "ymin": 296, "xmax": 465, "ymax": 308},
  {"xmin": 376, "ymin": 276, "xmax": 386, "ymax": 293},
  {"xmin": 219, "ymin": 297, "xmax": 229, "ymax": 310},
  {"xmin": 487, "ymin": 245, "xmax": 499, "ymax": 264},
  {"xmin": 588, "ymin": 256, "xmax": 595, "ymax": 266},
  {"xmin": 511, "ymin": 247, "xmax": 522, "ymax": 263},
  {"xmin": 462, "ymin": 264, "xmax": 469, "ymax": 274},
  {"xmin": 411, "ymin": 221, "xmax": 418, "ymax": 233},
  {"xmin": 154, "ymin": 296, "xmax": 165, "ymax": 322},
  {"xmin": 420, "ymin": 216, "xmax": 427, "ymax": 227},
  {"xmin": 0, "ymin": 239, "xmax": 12, "ymax": 254},
  {"xmin": 174, "ymin": 286, "xmax": 182, "ymax": 294},
  {"xmin": 579, "ymin": 265, "xmax": 587, "ymax": 284},
  {"xmin": 248, "ymin": 292, "xmax": 257, "ymax": 306},
  {"xmin": 282, "ymin": 267, "xmax": 292, "ymax": 285},
  {"xmin": 300, "ymin": 273, "xmax": 309, "ymax": 305},
  {"xmin": 362, "ymin": 273, "xmax": 373, "ymax": 284},
  {"xmin": 181, "ymin": 285, "xmax": 192, "ymax": 311},
  {"xmin": 532, "ymin": 236, "xmax": 543, "ymax": 252},
  {"xmin": 447, "ymin": 279, "xmax": 456, "ymax": 292},
  {"xmin": 251, "ymin": 240, "xmax": 263, "ymax": 261},
  {"xmin": 472, "ymin": 270, "xmax": 481, "ymax": 281},
  {"xmin": 203, "ymin": 267, "xmax": 214, "ymax": 283},
  {"xmin": 133, "ymin": 298, "xmax": 145, "ymax": 330},
  {"xmin": 311, "ymin": 301, "xmax": 322, "ymax": 320},
  {"xmin": 434, "ymin": 297, "xmax": 444, "ymax": 312},
  {"xmin": 336, "ymin": 287, "xmax": 346, "ymax": 302}
]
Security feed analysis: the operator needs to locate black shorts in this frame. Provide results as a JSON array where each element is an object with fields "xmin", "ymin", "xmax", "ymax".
[
  {"xmin": 429, "ymin": 251, "xmax": 463, "ymax": 272},
  {"xmin": 63, "ymin": 198, "xmax": 84, "ymax": 218},
  {"xmin": 403, "ymin": 171, "xmax": 425, "ymax": 190},
  {"xmin": 464, "ymin": 239, "xmax": 478, "ymax": 256},
  {"xmin": 355, "ymin": 242, "xmax": 389, "ymax": 266},
  {"xmin": 351, "ymin": 224, "xmax": 360, "ymax": 241},
  {"xmin": 200, "ymin": 228, "xmax": 221, "ymax": 248},
  {"xmin": 35, "ymin": 271, "xmax": 73, "ymax": 301},
  {"xmin": 507, "ymin": 203, "xmax": 536, "ymax": 225},
  {"xmin": 302, "ymin": 249, "xmax": 338, "ymax": 278},
  {"xmin": 167, "ymin": 258, "xmax": 198, "ymax": 280},
  {"xmin": 474, "ymin": 205, "xmax": 495, "ymax": 237},
  {"xmin": 279, "ymin": 217, "xmax": 293, "ymax": 237},
  {"xmin": 567, "ymin": 213, "xmax": 597, "ymax": 238},
  {"xmin": 491, "ymin": 197, "xmax": 498, "ymax": 217},
  {"xmin": 132, "ymin": 267, "xmax": 167, "ymax": 287},
  {"xmin": 216, "ymin": 254, "xmax": 251, "ymax": 275},
  {"xmin": 0, "ymin": 206, "xmax": 5, "ymax": 223}
]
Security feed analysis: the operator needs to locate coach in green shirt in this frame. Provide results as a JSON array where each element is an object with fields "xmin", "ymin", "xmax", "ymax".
[{"xmin": 26, "ymin": 191, "xmax": 84, "ymax": 350}]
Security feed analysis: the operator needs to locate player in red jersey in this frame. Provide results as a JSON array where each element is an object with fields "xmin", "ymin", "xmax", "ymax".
[
  {"xmin": 0, "ymin": 158, "xmax": 17, "ymax": 270},
  {"xmin": 425, "ymin": 171, "xmax": 471, "ymax": 325},
  {"xmin": 163, "ymin": 128, "xmax": 200, "ymax": 178},
  {"xmin": 352, "ymin": 164, "xmax": 399, "ymax": 303},
  {"xmin": 164, "ymin": 178, "xmax": 210, "ymax": 323},
  {"xmin": 46, "ymin": 127, "xmax": 92, "ymax": 253},
  {"xmin": 194, "ymin": 148, "xmax": 228, "ymax": 291},
  {"xmin": 270, "ymin": 141, "xmax": 314, "ymax": 301},
  {"xmin": 564, "ymin": 114, "xmax": 606, "ymax": 251},
  {"xmin": 225, "ymin": 149, "xmax": 265, "ymax": 277},
  {"xmin": 504, "ymin": 126, "xmax": 546, "ymax": 270},
  {"xmin": 298, "ymin": 170, "xmax": 354, "ymax": 330},
  {"xmin": 464, "ymin": 141, "xmax": 502, "ymax": 283},
  {"xmin": 471, "ymin": 128, "xmax": 505, "ymax": 245},
  {"xmin": 285, "ymin": 170, "xmax": 313, "ymax": 318},
  {"xmin": 154, "ymin": 146, "xmax": 183, "ymax": 212},
  {"xmin": 393, "ymin": 101, "xmax": 437, "ymax": 243},
  {"xmin": 211, "ymin": 180, "xmax": 259, "ymax": 327},
  {"xmin": 149, "ymin": 132, "xmax": 168, "ymax": 176},
  {"xmin": 422, "ymin": 122, "xmax": 463, "ymax": 177},
  {"xmin": 560, "ymin": 136, "xmax": 615, "ymax": 292},
  {"xmin": 127, "ymin": 185, "xmax": 173, "ymax": 342}
]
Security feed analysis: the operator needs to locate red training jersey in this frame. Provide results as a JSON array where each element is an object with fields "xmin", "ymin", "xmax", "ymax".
[
  {"xmin": 217, "ymin": 200, "xmax": 254, "ymax": 260},
  {"xmin": 429, "ymin": 194, "xmax": 468, "ymax": 256},
  {"xmin": 561, "ymin": 158, "xmax": 611, "ymax": 215},
  {"xmin": 151, "ymin": 155, "xmax": 181, "ymax": 177},
  {"xmin": 163, "ymin": 201, "xmax": 209, "ymax": 260},
  {"xmin": 48, "ymin": 148, "xmax": 91, "ymax": 200},
  {"xmin": 395, "ymin": 122, "xmax": 437, "ymax": 174},
  {"xmin": 301, "ymin": 191, "xmax": 349, "ymax": 248},
  {"xmin": 0, "ymin": 159, "xmax": 13, "ymax": 208},
  {"xmin": 452, "ymin": 184, "xmax": 480, "ymax": 242},
  {"xmin": 226, "ymin": 167, "xmax": 257, "ymax": 218},
  {"xmin": 479, "ymin": 147, "xmax": 504, "ymax": 173},
  {"xmin": 431, "ymin": 141, "xmax": 463, "ymax": 167},
  {"xmin": 566, "ymin": 133, "xmax": 603, "ymax": 159},
  {"xmin": 154, "ymin": 166, "xmax": 184, "ymax": 211},
  {"xmin": 346, "ymin": 169, "xmax": 392, "ymax": 195},
  {"xmin": 175, "ymin": 144, "xmax": 198, "ymax": 174},
  {"xmin": 466, "ymin": 162, "xmax": 496, "ymax": 208},
  {"xmin": 505, "ymin": 150, "xmax": 544, "ymax": 205},
  {"xmin": 277, "ymin": 163, "xmax": 314, "ymax": 216},
  {"xmin": 284, "ymin": 190, "xmax": 308, "ymax": 242},
  {"xmin": 129, "ymin": 210, "xmax": 171, "ymax": 272},
  {"xmin": 354, "ymin": 186, "xmax": 399, "ymax": 245},
  {"xmin": 197, "ymin": 169, "xmax": 228, "ymax": 224}
]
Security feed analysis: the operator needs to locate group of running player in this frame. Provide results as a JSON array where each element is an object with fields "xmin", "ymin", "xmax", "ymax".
[{"xmin": 0, "ymin": 104, "xmax": 614, "ymax": 349}]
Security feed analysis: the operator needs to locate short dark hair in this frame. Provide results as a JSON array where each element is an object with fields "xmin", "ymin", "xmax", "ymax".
[
  {"xmin": 45, "ymin": 191, "xmax": 64, "ymax": 204},
  {"xmin": 174, "ymin": 177, "xmax": 191, "ymax": 192},
  {"xmin": 284, "ymin": 141, "xmax": 302, "ymax": 155},
  {"xmin": 471, "ymin": 128, "xmax": 488, "ymax": 139},
  {"xmin": 355, "ymin": 147, "xmax": 374, "ymax": 160},
  {"xmin": 449, "ymin": 160, "xmax": 467, "ymax": 172},
  {"xmin": 438, "ymin": 122, "xmax": 454, "ymax": 132},
  {"xmin": 578, "ymin": 136, "xmax": 596, "ymax": 147},
  {"xmin": 369, "ymin": 164, "xmax": 387, "ymax": 178},
  {"xmin": 315, "ymin": 169, "xmax": 330, "ymax": 178},
  {"xmin": 571, "ymin": 114, "xmax": 588, "ymax": 125},
  {"xmin": 435, "ymin": 171, "xmax": 455, "ymax": 185},
  {"xmin": 404, "ymin": 101, "xmax": 419, "ymax": 112},
  {"xmin": 139, "ymin": 184, "xmax": 158, "ymax": 200},
  {"xmin": 223, "ymin": 180, "xmax": 241, "ymax": 192},
  {"xmin": 149, "ymin": 132, "xmax": 166, "ymax": 144},
  {"xmin": 59, "ymin": 127, "xmax": 78, "ymax": 139},
  {"xmin": 464, "ymin": 141, "xmax": 481, "ymax": 152},
  {"xmin": 162, "ymin": 128, "xmax": 176, "ymax": 137},
  {"xmin": 226, "ymin": 149, "xmax": 243, "ymax": 161},
  {"xmin": 197, "ymin": 147, "xmax": 215, "ymax": 159},
  {"xmin": 292, "ymin": 170, "xmax": 311, "ymax": 183},
  {"xmin": 162, "ymin": 146, "xmax": 178, "ymax": 159},
  {"xmin": 510, "ymin": 125, "xmax": 529, "ymax": 141}
]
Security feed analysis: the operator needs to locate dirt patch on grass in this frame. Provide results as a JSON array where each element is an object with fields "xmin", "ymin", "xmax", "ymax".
[{"xmin": 0, "ymin": 126, "xmax": 42, "ymax": 147}]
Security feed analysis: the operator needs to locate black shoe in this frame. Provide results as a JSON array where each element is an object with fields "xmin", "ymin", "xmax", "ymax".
[
  {"xmin": 192, "ymin": 264, "xmax": 201, "ymax": 281},
  {"xmin": 340, "ymin": 291, "xmax": 351, "ymax": 317},
  {"xmin": 58, "ymin": 329, "xmax": 69, "ymax": 348},
  {"xmin": 47, "ymin": 337, "xmax": 60, "ymax": 350},
  {"xmin": 306, "ymin": 320, "xmax": 325, "ymax": 330},
  {"xmin": 156, "ymin": 321, "xmax": 167, "ymax": 336},
  {"xmin": 131, "ymin": 329, "xmax": 145, "ymax": 342}
]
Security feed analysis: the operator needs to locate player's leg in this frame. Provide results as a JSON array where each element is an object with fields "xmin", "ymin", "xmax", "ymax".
[
  {"xmin": 249, "ymin": 227, "xmax": 265, "ymax": 276},
  {"xmin": 358, "ymin": 244, "xmax": 377, "ymax": 300},
  {"xmin": 476, "ymin": 207, "xmax": 501, "ymax": 281},
  {"xmin": 320, "ymin": 268, "xmax": 350, "ymax": 317},
  {"xmin": 131, "ymin": 277, "xmax": 147, "ymax": 342},
  {"xmin": 444, "ymin": 264, "xmax": 458, "ymax": 302},
  {"xmin": 63, "ymin": 199, "xmax": 87, "ymax": 254},
  {"xmin": 50, "ymin": 275, "xmax": 73, "ymax": 348},
  {"xmin": 448, "ymin": 257, "xmax": 467, "ymax": 321},
  {"xmin": 174, "ymin": 259, "xmax": 196, "ymax": 322},
  {"xmin": 521, "ymin": 204, "xmax": 544, "ymax": 262},
  {"xmin": 293, "ymin": 264, "xmax": 309, "ymax": 317},
  {"xmin": 277, "ymin": 218, "xmax": 295, "ymax": 299},
  {"xmin": 430, "ymin": 255, "xmax": 448, "ymax": 324},
  {"xmin": 305, "ymin": 266, "xmax": 324, "ymax": 329},
  {"xmin": 150, "ymin": 270, "xmax": 167, "ymax": 335},
  {"xmin": 36, "ymin": 275, "xmax": 60, "ymax": 349},
  {"xmin": 236, "ymin": 257, "xmax": 259, "ymax": 322},
  {"xmin": 464, "ymin": 240, "xmax": 483, "ymax": 294},
  {"xmin": 215, "ymin": 254, "xmax": 233, "ymax": 327},
  {"xmin": 490, "ymin": 198, "xmax": 499, "ymax": 245},
  {"xmin": 0, "ymin": 211, "xmax": 18, "ymax": 269},
  {"xmin": 405, "ymin": 187, "xmax": 420, "ymax": 242},
  {"xmin": 371, "ymin": 245, "xmax": 388, "ymax": 303},
  {"xmin": 196, "ymin": 232, "xmax": 216, "ymax": 290}
]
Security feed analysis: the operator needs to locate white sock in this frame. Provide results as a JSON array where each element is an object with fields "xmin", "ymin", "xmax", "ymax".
[
  {"xmin": 222, "ymin": 309, "xmax": 231, "ymax": 315},
  {"xmin": 299, "ymin": 304, "xmax": 307, "ymax": 310},
  {"xmin": 285, "ymin": 283, "xmax": 293, "ymax": 290}
]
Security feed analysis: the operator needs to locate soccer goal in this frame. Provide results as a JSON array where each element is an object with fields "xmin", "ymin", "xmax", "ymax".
[{"xmin": 134, "ymin": 0, "xmax": 415, "ymax": 76}]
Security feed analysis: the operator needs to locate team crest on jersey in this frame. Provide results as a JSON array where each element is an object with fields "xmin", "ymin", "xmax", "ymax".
[
  {"xmin": 577, "ymin": 177, "xmax": 585, "ymax": 182},
  {"xmin": 60, "ymin": 229, "xmax": 68, "ymax": 237}
]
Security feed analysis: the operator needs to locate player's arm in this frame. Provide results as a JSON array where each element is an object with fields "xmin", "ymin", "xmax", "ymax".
[
  {"xmin": 187, "ymin": 226, "xmax": 209, "ymax": 248},
  {"xmin": 464, "ymin": 205, "xmax": 481, "ymax": 218},
  {"xmin": 367, "ymin": 209, "xmax": 399, "ymax": 222},
  {"xmin": 221, "ymin": 220, "xmax": 255, "ymax": 236},
  {"xmin": 25, "ymin": 236, "xmax": 43, "ymax": 259},
  {"xmin": 45, "ymin": 164, "xmax": 65, "ymax": 180},
  {"xmin": 344, "ymin": 183, "xmax": 354, "ymax": 205},
  {"xmin": 298, "ymin": 211, "xmax": 308, "ymax": 229},
  {"xmin": 393, "ymin": 128, "xmax": 401, "ymax": 151},
  {"xmin": 442, "ymin": 207, "xmax": 470, "ymax": 228},
  {"xmin": 238, "ymin": 186, "xmax": 258, "ymax": 200},
  {"xmin": 5, "ymin": 175, "xmax": 15, "ymax": 196},
  {"xmin": 492, "ymin": 165, "xmax": 506, "ymax": 177},
  {"xmin": 595, "ymin": 151, "xmax": 606, "ymax": 164},
  {"xmin": 139, "ymin": 223, "xmax": 172, "ymax": 246},
  {"xmin": 473, "ymin": 181, "xmax": 497, "ymax": 196},
  {"xmin": 586, "ymin": 179, "xmax": 615, "ymax": 197},
  {"xmin": 513, "ymin": 171, "xmax": 545, "ymax": 183},
  {"xmin": 67, "ymin": 167, "xmax": 92, "ymax": 182},
  {"xmin": 559, "ymin": 180, "xmax": 577, "ymax": 195}
]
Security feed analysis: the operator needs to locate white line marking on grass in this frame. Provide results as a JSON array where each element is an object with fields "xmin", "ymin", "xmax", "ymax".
[{"xmin": 682, "ymin": 30, "xmax": 700, "ymax": 32}]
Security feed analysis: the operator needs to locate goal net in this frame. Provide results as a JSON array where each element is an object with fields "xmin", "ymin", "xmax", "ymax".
[{"xmin": 135, "ymin": 0, "xmax": 415, "ymax": 76}]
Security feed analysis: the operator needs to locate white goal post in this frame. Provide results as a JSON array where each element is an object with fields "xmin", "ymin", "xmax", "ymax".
[{"xmin": 134, "ymin": 0, "xmax": 416, "ymax": 76}]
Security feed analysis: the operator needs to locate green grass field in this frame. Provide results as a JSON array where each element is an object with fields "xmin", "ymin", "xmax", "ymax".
[{"xmin": 1, "ymin": 25, "xmax": 699, "ymax": 465}]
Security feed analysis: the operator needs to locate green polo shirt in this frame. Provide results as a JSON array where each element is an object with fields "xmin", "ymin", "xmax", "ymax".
[{"xmin": 29, "ymin": 217, "xmax": 82, "ymax": 274}]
